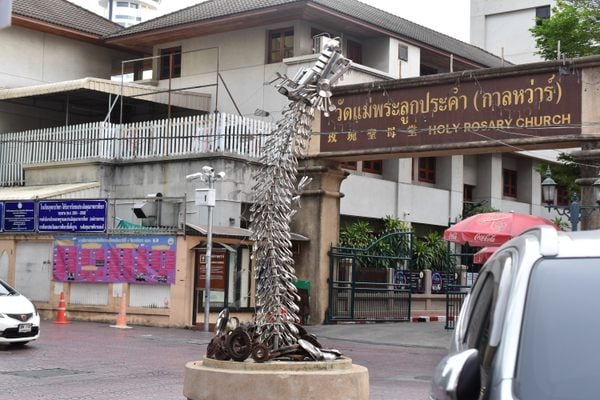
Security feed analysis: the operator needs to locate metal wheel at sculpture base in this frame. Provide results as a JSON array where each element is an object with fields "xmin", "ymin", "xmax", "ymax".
[{"xmin": 225, "ymin": 328, "xmax": 253, "ymax": 362}]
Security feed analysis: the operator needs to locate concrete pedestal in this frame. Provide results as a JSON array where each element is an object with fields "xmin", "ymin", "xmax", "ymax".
[{"xmin": 183, "ymin": 357, "xmax": 369, "ymax": 400}]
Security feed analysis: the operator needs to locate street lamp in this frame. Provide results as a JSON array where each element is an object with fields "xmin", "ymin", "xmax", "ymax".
[
  {"xmin": 541, "ymin": 166, "xmax": 600, "ymax": 231},
  {"xmin": 186, "ymin": 165, "xmax": 226, "ymax": 332}
]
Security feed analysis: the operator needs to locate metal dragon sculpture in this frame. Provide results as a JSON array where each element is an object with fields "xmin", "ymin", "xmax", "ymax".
[
  {"xmin": 250, "ymin": 37, "xmax": 351, "ymax": 351},
  {"xmin": 206, "ymin": 37, "xmax": 351, "ymax": 362}
]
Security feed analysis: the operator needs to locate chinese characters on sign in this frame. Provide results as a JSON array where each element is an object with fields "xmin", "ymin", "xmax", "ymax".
[
  {"xmin": 52, "ymin": 236, "xmax": 177, "ymax": 284},
  {"xmin": 320, "ymin": 73, "xmax": 582, "ymax": 152}
]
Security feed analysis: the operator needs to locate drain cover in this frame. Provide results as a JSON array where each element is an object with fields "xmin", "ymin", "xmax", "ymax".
[{"xmin": 2, "ymin": 368, "xmax": 88, "ymax": 379}]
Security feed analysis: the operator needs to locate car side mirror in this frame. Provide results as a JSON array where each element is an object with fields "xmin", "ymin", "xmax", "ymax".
[{"xmin": 430, "ymin": 348, "xmax": 481, "ymax": 400}]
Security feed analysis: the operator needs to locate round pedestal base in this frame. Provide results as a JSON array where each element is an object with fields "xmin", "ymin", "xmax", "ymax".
[{"xmin": 183, "ymin": 357, "xmax": 369, "ymax": 400}]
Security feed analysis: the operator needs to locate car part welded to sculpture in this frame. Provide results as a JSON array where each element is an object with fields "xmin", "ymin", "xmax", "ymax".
[{"xmin": 205, "ymin": 38, "xmax": 351, "ymax": 363}]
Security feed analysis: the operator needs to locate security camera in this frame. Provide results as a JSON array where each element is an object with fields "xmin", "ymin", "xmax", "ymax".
[
  {"xmin": 202, "ymin": 166, "xmax": 214, "ymax": 173},
  {"xmin": 186, "ymin": 172, "xmax": 204, "ymax": 181},
  {"xmin": 217, "ymin": 171, "xmax": 226, "ymax": 179}
]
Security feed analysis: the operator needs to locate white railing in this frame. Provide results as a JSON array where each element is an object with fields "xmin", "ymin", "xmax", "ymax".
[{"xmin": 0, "ymin": 113, "xmax": 273, "ymax": 186}]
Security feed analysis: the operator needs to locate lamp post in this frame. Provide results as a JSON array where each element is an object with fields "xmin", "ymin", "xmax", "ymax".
[
  {"xmin": 541, "ymin": 166, "xmax": 600, "ymax": 231},
  {"xmin": 186, "ymin": 166, "xmax": 226, "ymax": 332}
]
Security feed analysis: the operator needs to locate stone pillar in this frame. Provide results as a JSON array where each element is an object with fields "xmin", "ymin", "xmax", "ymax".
[
  {"xmin": 571, "ymin": 143, "xmax": 600, "ymax": 230},
  {"xmin": 292, "ymin": 159, "xmax": 348, "ymax": 324},
  {"xmin": 423, "ymin": 269, "xmax": 432, "ymax": 295},
  {"xmin": 474, "ymin": 153, "xmax": 503, "ymax": 210},
  {"xmin": 571, "ymin": 66, "xmax": 600, "ymax": 230},
  {"xmin": 457, "ymin": 265, "xmax": 468, "ymax": 286}
]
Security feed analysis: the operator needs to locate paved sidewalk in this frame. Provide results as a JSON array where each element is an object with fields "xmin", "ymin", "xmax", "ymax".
[
  {"xmin": 308, "ymin": 321, "xmax": 453, "ymax": 350},
  {"xmin": 1, "ymin": 320, "xmax": 452, "ymax": 400}
]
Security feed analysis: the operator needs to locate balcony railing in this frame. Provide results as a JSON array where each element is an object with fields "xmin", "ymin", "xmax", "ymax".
[{"xmin": 0, "ymin": 113, "xmax": 273, "ymax": 186}]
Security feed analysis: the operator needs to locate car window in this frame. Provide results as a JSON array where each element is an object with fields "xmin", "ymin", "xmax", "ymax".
[
  {"xmin": 0, "ymin": 280, "xmax": 17, "ymax": 295},
  {"xmin": 464, "ymin": 273, "xmax": 494, "ymax": 352},
  {"xmin": 515, "ymin": 257, "xmax": 600, "ymax": 400}
]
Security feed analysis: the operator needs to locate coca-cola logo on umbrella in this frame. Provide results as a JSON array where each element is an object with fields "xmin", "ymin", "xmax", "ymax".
[{"xmin": 444, "ymin": 211, "xmax": 557, "ymax": 247}]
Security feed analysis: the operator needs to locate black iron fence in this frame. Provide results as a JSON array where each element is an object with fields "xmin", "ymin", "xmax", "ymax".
[
  {"xmin": 328, "ymin": 231, "xmax": 413, "ymax": 323},
  {"xmin": 329, "ymin": 279, "xmax": 411, "ymax": 322},
  {"xmin": 445, "ymin": 284, "xmax": 471, "ymax": 329}
]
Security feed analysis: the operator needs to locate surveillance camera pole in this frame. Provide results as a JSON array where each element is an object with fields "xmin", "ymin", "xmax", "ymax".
[
  {"xmin": 203, "ymin": 174, "xmax": 215, "ymax": 332},
  {"xmin": 188, "ymin": 167, "xmax": 225, "ymax": 332}
]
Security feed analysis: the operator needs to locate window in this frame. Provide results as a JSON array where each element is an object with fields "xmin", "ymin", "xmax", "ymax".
[
  {"xmin": 268, "ymin": 28, "xmax": 294, "ymax": 63},
  {"xmin": 516, "ymin": 258, "xmax": 600, "ymax": 399},
  {"xmin": 362, "ymin": 160, "xmax": 382, "ymax": 174},
  {"xmin": 398, "ymin": 44, "xmax": 409, "ymax": 61},
  {"xmin": 346, "ymin": 39, "xmax": 362, "ymax": 64},
  {"xmin": 420, "ymin": 64, "xmax": 438, "ymax": 76},
  {"xmin": 535, "ymin": 5, "xmax": 551, "ymax": 25},
  {"xmin": 503, "ymin": 169, "xmax": 517, "ymax": 197},
  {"xmin": 159, "ymin": 47, "xmax": 181, "ymax": 80},
  {"xmin": 340, "ymin": 161, "xmax": 357, "ymax": 170},
  {"xmin": 196, "ymin": 246, "xmax": 252, "ymax": 311},
  {"xmin": 418, "ymin": 157, "xmax": 436, "ymax": 183},
  {"xmin": 465, "ymin": 273, "xmax": 494, "ymax": 351},
  {"xmin": 464, "ymin": 184, "xmax": 475, "ymax": 202}
]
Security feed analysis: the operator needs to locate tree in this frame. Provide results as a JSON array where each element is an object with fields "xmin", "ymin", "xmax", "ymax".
[
  {"xmin": 536, "ymin": 152, "xmax": 580, "ymax": 199},
  {"xmin": 530, "ymin": 0, "xmax": 600, "ymax": 60}
]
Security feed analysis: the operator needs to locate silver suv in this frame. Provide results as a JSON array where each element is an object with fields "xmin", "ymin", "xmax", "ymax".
[{"xmin": 431, "ymin": 226, "xmax": 600, "ymax": 400}]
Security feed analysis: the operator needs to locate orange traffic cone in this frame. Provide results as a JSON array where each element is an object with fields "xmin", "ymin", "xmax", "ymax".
[
  {"xmin": 110, "ymin": 294, "xmax": 132, "ymax": 329},
  {"xmin": 53, "ymin": 291, "xmax": 70, "ymax": 324}
]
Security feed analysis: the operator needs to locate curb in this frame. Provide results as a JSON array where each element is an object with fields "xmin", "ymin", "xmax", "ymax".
[
  {"xmin": 411, "ymin": 315, "xmax": 453, "ymax": 322},
  {"xmin": 330, "ymin": 316, "xmax": 454, "ymax": 324}
]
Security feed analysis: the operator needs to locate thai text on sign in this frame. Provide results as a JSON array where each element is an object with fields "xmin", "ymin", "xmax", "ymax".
[{"xmin": 320, "ymin": 72, "xmax": 581, "ymax": 152}]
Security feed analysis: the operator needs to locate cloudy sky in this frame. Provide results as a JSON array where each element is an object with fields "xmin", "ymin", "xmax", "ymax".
[{"xmin": 161, "ymin": 0, "xmax": 471, "ymax": 42}]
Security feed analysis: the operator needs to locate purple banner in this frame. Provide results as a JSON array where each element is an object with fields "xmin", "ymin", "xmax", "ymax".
[{"xmin": 53, "ymin": 236, "xmax": 176, "ymax": 284}]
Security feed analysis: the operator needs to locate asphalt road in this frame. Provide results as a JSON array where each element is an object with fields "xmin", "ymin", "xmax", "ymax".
[{"xmin": 0, "ymin": 320, "xmax": 452, "ymax": 400}]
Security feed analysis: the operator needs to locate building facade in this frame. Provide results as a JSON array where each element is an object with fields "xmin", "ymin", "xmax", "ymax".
[
  {"xmin": 0, "ymin": 0, "xmax": 585, "ymax": 327},
  {"xmin": 67, "ymin": 0, "xmax": 162, "ymax": 27},
  {"xmin": 470, "ymin": 0, "xmax": 557, "ymax": 64}
]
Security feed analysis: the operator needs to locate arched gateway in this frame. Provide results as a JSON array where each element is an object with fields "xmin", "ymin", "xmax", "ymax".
[{"xmin": 293, "ymin": 56, "xmax": 600, "ymax": 324}]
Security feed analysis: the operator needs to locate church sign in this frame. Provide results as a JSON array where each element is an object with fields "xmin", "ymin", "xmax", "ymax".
[{"xmin": 320, "ymin": 72, "xmax": 582, "ymax": 152}]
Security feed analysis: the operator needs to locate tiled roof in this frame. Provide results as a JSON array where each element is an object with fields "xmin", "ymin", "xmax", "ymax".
[
  {"xmin": 106, "ymin": 0, "xmax": 505, "ymax": 67},
  {"xmin": 12, "ymin": 0, "xmax": 122, "ymax": 37},
  {"xmin": 106, "ymin": 0, "xmax": 294, "ymax": 37}
]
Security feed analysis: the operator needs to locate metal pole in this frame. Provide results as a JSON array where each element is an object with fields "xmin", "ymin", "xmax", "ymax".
[
  {"xmin": 204, "ymin": 175, "xmax": 214, "ymax": 332},
  {"xmin": 569, "ymin": 200, "xmax": 580, "ymax": 232}
]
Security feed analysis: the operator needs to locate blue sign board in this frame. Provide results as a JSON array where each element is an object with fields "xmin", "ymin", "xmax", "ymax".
[
  {"xmin": 3, "ymin": 201, "xmax": 36, "ymax": 232},
  {"xmin": 38, "ymin": 200, "xmax": 107, "ymax": 233},
  {"xmin": 0, "ymin": 202, "xmax": 3, "ymax": 232}
]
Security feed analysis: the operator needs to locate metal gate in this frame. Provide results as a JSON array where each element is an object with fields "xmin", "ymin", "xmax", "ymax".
[
  {"xmin": 445, "ymin": 248, "xmax": 477, "ymax": 329},
  {"xmin": 445, "ymin": 285, "xmax": 470, "ymax": 329},
  {"xmin": 327, "ymin": 231, "xmax": 413, "ymax": 323}
]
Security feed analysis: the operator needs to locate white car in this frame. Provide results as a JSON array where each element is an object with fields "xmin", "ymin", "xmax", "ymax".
[{"xmin": 0, "ymin": 279, "xmax": 40, "ymax": 345}]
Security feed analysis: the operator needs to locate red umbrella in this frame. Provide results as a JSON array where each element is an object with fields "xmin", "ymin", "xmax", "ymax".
[
  {"xmin": 473, "ymin": 246, "xmax": 500, "ymax": 264},
  {"xmin": 444, "ymin": 211, "xmax": 557, "ymax": 247}
]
